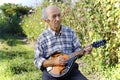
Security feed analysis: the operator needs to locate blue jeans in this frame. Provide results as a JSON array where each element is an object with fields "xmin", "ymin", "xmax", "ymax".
[{"xmin": 42, "ymin": 63, "xmax": 88, "ymax": 80}]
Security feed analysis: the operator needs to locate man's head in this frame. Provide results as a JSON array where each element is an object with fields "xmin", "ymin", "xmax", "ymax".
[{"xmin": 42, "ymin": 6, "xmax": 62, "ymax": 33}]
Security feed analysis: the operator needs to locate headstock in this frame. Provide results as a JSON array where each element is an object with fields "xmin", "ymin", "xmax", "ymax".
[{"xmin": 92, "ymin": 40, "xmax": 106, "ymax": 48}]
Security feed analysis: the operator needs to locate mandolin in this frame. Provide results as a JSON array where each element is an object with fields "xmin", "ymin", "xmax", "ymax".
[{"xmin": 46, "ymin": 40, "xmax": 106, "ymax": 77}]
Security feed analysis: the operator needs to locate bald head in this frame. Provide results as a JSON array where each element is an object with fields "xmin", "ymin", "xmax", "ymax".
[
  {"xmin": 46, "ymin": 6, "xmax": 60, "ymax": 13},
  {"xmin": 42, "ymin": 6, "xmax": 61, "ymax": 20}
]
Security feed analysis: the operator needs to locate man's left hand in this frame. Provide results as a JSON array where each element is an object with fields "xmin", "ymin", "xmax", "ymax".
[{"xmin": 84, "ymin": 44, "xmax": 93, "ymax": 54}]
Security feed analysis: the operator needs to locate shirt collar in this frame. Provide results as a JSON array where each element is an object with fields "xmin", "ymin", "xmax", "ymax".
[{"xmin": 48, "ymin": 25, "xmax": 64, "ymax": 36}]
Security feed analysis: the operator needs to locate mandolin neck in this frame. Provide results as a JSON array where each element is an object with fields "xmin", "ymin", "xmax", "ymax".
[
  {"xmin": 68, "ymin": 40, "xmax": 106, "ymax": 59},
  {"xmin": 69, "ymin": 48, "xmax": 85, "ymax": 59}
]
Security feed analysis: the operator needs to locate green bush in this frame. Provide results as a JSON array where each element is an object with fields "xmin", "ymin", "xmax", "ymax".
[
  {"xmin": 20, "ymin": 7, "xmax": 45, "ymax": 41},
  {"xmin": 0, "ymin": 10, "xmax": 9, "ymax": 33},
  {"xmin": 0, "ymin": 3, "xmax": 31, "ymax": 36},
  {"xmin": 21, "ymin": 2, "xmax": 49, "ymax": 41}
]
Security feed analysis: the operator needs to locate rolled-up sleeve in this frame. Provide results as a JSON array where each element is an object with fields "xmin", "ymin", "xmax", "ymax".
[{"xmin": 34, "ymin": 40, "xmax": 46, "ymax": 70}]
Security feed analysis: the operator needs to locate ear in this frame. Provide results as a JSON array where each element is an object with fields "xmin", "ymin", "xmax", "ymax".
[{"xmin": 44, "ymin": 19, "xmax": 50, "ymax": 23}]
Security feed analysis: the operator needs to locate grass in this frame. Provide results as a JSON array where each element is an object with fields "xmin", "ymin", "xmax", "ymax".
[{"xmin": 0, "ymin": 34, "xmax": 42, "ymax": 80}]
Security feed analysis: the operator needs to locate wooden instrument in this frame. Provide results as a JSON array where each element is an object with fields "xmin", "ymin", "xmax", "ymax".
[{"xmin": 46, "ymin": 40, "xmax": 106, "ymax": 77}]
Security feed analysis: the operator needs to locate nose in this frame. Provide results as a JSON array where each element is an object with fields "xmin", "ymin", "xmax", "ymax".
[{"xmin": 56, "ymin": 16, "xmax": 60, "ymax": 21}]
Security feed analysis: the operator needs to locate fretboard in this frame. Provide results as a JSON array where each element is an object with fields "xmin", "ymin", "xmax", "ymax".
[{"xmin": 68, "ymin": 48, "xmax": 84, "ymax": 59}]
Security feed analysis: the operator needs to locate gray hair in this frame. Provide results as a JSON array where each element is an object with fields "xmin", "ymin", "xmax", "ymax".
[
  {"xmin": 42, "ymin": 6, "xmax": 60, "ymax": 20},
  {"xmin": 42, "ymin": 8, "xmax": 48, "ymax": 20}
]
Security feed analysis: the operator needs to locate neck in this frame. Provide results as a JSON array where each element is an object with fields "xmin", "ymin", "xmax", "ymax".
[{"xmin": 54, "ymin": 25, "xmax": 62, "ymax": 34}]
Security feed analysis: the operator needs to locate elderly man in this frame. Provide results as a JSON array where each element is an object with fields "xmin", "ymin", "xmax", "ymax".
[{"xmin": 34, "ymin": 6, "xmax": 92, "ymax": 80}]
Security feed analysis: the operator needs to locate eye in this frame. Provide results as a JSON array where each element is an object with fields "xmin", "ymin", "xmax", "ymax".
[
  {"xmin": 52, "ymin": 14, "xmax": 61, "ymax": 19},
  {"xmin": 53, "ymin": 15, "xmax": 56, "ymax": 18},
  {"xmin": 58, "ymin": 14, "xmax": 61, "ymax": 17}
]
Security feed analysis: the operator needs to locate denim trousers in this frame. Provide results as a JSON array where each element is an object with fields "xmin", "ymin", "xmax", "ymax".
[{"xmin": 42, "ymin": 63, "xmax": 88, "ymax": 80}]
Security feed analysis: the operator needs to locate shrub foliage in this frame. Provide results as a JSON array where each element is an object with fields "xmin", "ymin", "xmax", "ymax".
[{"xmin": 0, "ymin": 3, "xmax": 31, "ymax": 36}]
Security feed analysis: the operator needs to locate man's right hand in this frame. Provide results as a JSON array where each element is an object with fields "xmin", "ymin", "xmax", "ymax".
[{"xmin": 53, "ymin": 55, "xmax": 68, "ymax": 66}]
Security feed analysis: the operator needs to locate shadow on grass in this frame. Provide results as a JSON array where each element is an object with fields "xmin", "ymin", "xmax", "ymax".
[
  {"xmin": 10, "ymin": 59, "xmax": 36, "ymax": 74},
  {"xmin": 0, "ymin": 34, "xmax": 28, "ymax": 46},
  {"xmin": 0, "ymin": 50, "xmax": 33, "ymax": 60}
]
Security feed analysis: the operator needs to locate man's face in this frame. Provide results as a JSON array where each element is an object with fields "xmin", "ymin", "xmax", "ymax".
[{"xmin": 46, "ymin": 7, "xmax": 62, "ymax": 33}]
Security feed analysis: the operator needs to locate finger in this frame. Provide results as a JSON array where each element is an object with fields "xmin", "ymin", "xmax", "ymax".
[
  {"xmin": 55, "ymin": 50, "xmax": 62, "ymax": 54},
  {"xmin": 85, "ymin": 45, "xmax": 93, "ymax": 51},
  {"xmin": 61, "ymin": 62, "xmax": 67, "ymax": 66}
]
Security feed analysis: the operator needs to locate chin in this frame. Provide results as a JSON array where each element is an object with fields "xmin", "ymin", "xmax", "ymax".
[{"xmin": 54, "ymin": 25, "xmax": 60, "ymax": 28}]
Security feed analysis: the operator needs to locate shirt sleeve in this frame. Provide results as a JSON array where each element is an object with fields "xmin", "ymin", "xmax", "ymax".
[
  {"xmin": 72, "ymin": 31, "xmax": 81, "ymax": 52},
  {"xmin": 34, "ymin": 39, "xmax": 46, "ymax": 70}
]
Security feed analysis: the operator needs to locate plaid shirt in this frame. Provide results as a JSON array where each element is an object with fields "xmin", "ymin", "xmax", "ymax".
[{"xmin": 34, "ymin": 25, "xmax": 81, "ymax": 70}]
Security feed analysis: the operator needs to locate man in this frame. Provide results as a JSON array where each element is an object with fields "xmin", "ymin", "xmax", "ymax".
[{"xmin": 34, "ymin": 6, "xmax": 92, "ymax": 80}]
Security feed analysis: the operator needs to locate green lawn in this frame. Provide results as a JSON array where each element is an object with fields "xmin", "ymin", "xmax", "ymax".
[{"xmin": 0, "ymin": 35, "xmax": 42, "ymax": 80}]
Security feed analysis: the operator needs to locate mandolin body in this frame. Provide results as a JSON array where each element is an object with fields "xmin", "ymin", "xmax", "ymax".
[{"xmin": 46, "ymin": 53, "xmax": 77, "ymax": 77}]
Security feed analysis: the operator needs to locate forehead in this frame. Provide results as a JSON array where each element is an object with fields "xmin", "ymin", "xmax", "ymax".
[{"xmin": 46, "ymin": 7, "xmax": 61, "ymax": 16}]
